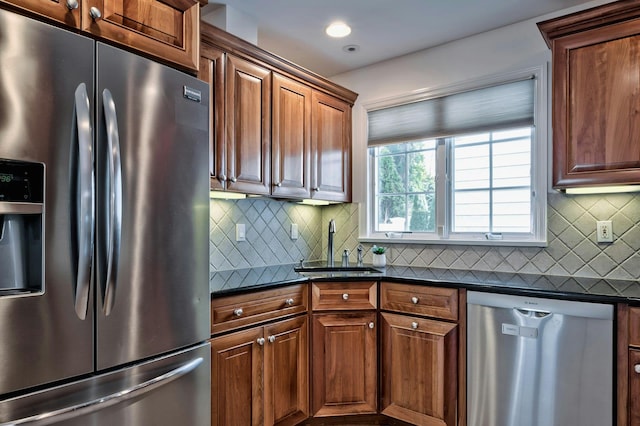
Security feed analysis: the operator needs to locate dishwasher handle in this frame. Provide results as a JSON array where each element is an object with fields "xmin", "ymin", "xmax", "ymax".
[{"xmin": 515, "ymin": 307, "xmax": 552, "ymax": 318}]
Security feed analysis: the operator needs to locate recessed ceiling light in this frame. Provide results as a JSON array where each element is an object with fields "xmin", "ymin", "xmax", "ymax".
[{"xmin": 326, "ymin": 21, "xmax": 351, "ymax": 38}]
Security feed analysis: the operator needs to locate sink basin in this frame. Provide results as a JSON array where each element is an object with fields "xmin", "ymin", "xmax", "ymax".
[{"xmin": 294, "ymin": 266, "xmax": 382, "ymax": 273}]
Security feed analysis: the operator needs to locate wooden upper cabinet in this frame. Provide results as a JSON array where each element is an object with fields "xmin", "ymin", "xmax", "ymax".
[
  {"xmin": 80, "ymin": 0, "xmax": 200, "ymax": 71},
  {"xmin": 225, "ymin": 54, "xmax": 272, "ymax": 195},
  {"xmin": 538, "ymin": 2, "xmax": 640, "ymax": 189},
  {"xmin": 380, "ymin": 312, "xmax": 458, "ymax": 426},
  {"xmin": 272, "ymin": 73, "xmax": 312, "ymax": 199},
  {"xmin": 199, "ymin": 44, "xmax": 226, "ymax": 190},
  {"xmin": 1, "ymin": 0, "xmax": 80, "ymax": 27},
  {"xmin": 311, "ymin": 91, "xmax": 351, "ymax": 202}
]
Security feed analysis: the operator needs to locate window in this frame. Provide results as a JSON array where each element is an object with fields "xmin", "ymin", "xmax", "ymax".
[{"xmin": 364, "ymin": 68, "xmax": 547, "ymax": 246}]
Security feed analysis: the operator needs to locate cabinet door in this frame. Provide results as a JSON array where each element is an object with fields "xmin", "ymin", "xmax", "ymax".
[
  {"xmin": 199, "ymin": 44, "xmax": 226, "ymax": 190},
  {"xmin": 264, "ymin": 316, "xmax": 309, "ymax": 426},
  {"xmin": 211, "ymin": 328, "xmax": 265, "ymax": 426},
  {"xmin": 226, "ymin": 54, "xmax": 272, "ymax": 195},
  {"xmin": 81, "ymin": 0, "xmax": 200, "ymax": 71},
  {"xmin": 631, "ymin": 349, "xmax": 640, "ymax": 426},
  {"xmin": 551, "ymin": 23, "xmax": 640, "ymax": 188},
  {"xmin": 272, "ymin": 73, "xmax": 311, "ymax": 199},
  {"xmin": 380, "ymin": 312, "xmax": 457, "ymax": 426},
  {"xmin": 311, "ymin": 91, "xmax": 351, "ymax": 202},
  {"xmin": 1, "ymin": 0, "xmax": 80, "ymax": 27},
  {"xmin": 311, "ymin": 312, "xmax": 377, "ymax": 417}
]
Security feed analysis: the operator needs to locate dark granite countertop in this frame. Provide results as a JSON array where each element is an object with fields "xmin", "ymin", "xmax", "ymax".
[{"xmin": 210, "ymin": 263, "xmax": 640, "ymax": 304}]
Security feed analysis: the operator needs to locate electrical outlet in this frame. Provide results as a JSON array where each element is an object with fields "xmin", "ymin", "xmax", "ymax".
[
  {"xmin": 290, "ymin": 223, "xmax": 299, "ymax": 240},
  {"xmin": 596, "ymin": 220, "xmax": 613, "ymax": 243}
]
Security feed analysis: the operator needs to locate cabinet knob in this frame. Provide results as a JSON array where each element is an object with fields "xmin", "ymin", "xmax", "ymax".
[
  {"xmin": 369, "ymin": 322, "xmax": 375, "ymax": 329},
  {"xmin": 218, "ymin": 174, "xmax": 227, "ymax": 182},
  {"xmin": 89, "ymin": 6, "xmax": 102, "ymax": 20},
  {"xmin": 635, "ymin": 364, "xmax": 640, "ymax": 374},
  {"xmin": 268, "ymin": 335, "xmax": 276, "ymax": 343},
  {"xmin": 411, "ymin": 322, "xmax": 419, "ymax": 330},
  {"xmin": 66, "ymin": 0, "xmax": 79, "ymax": 10},
  {"xmin": 257, "ymin": 337, "xmax": 265, "ymax": 346},
  {"xmin": 411, "ymin": 296, "xmax": 419, "ymax": 304},
  {"xmin": 275, "ymin": 182, "xmax": 282, "ymax": 187},
  {"xmin": 342, "ymin": 293, "xmax": 349, "ymax": 301},
  {"xmin": 233, "ymin": 308, "xmax": 243, "ymax": 317},
  {"xmin": 285, "ymin": 298, "xmax": 294, "ymax": 306},
  {"xmin": 229, "ymin": 177, "xmax": 237, "ymax": 183},
  {"xmin": 313, "ymin": 187, "xmax": 320, "ymax": 192}
]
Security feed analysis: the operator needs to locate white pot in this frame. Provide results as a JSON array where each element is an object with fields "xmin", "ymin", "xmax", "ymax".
[{"xmin": 372, "ymin": 253, "xmax": 386, "ymax": 267}]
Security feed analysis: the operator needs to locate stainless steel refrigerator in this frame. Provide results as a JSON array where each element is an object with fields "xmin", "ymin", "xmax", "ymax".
[{"xmin": 0, "ymin": 7, "xmax": 210, "ymax": 425}]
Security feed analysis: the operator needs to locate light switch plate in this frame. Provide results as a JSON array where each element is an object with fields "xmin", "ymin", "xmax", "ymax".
[
  {"xmin": 236, "ymin": 223, "xmax": 246, "ymax": 242},
  {"xmin": 290, "ymin": 223, "xmax": 299, "ymax": 240}
]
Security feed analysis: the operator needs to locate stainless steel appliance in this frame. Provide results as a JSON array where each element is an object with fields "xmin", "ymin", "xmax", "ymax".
[
  {"xmin": 0, "ymin": 7, "xmax": 210, "ymax": 424},
  {"xmin": 467, "ymin": 291, "xmax": 613, "ymax": 426}
]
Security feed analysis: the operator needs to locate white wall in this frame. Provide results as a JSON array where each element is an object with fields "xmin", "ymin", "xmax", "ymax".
[{"xmin": 330, "ymin": 0, "xmax": 612, "ymax": 204}]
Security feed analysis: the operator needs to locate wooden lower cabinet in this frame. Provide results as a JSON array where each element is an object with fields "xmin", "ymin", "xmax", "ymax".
[
  {"xmin": 630, "ymin": 349, "xmax": 640, "ymax": 426},
  {"xmin": 380, "ymin": 312, "xmax": 458, "ymax": 426},
  {"xmin": 311, "ymin": 312, "xmax": 377, "ymax": 417},
  {"xmin": 211, "ymin": 315, "xmax": 309, "ymax": 426}
]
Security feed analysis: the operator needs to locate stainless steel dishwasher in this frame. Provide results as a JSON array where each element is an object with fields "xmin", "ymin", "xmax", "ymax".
[{"xmin": 467, "ymin": 291, "xmax": 613, "ymax": 426}]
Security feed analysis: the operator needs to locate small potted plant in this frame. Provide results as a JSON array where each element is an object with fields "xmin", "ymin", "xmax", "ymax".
[{"xmin": 372, "ymin": 246, "xmax": 387, "ymax": 267}]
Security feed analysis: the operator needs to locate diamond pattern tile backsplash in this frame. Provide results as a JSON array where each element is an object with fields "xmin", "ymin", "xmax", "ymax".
[{"xmin": 210, "ymin": 192, "xmax": 640, "ymax": 281}]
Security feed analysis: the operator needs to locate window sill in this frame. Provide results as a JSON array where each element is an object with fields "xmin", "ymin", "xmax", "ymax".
[{"xmin": 358, "ymin": 236, "xmax": 548, "ymax": 248}]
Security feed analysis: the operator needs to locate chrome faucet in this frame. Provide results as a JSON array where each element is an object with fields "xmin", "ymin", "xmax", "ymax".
[
  {"xmin": 356, "ymin": 244, "xmax": 364, "ymax": 267},
  {"xmin": 327, "ymin": 219, "xmax": 336, "ymax": 267}
]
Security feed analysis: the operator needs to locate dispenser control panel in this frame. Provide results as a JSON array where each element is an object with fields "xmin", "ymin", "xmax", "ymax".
[{"xmin": 0, "ymin": 159, "xmax": 44, "ymax": 203}]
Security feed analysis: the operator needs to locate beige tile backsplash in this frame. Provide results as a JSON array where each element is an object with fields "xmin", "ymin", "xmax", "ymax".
[{"xmin": 210, "ymin": 191, "xmax": 640, "ymax": 281}]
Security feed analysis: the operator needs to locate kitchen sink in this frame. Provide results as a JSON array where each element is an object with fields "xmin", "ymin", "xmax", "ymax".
[{"xmin": 294, "ymin": 266, "xmax": 382, "ymax": 273}]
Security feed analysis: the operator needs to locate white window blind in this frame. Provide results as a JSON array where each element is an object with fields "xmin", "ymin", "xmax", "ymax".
[{"xmin": 367, "ymin": 78, "xmax": 535, "ymax": 146}]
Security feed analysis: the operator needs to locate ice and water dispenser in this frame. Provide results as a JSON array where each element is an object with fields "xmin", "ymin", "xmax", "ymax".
[{"xmin": 0, "ymin": 159, "xmax": 43, "ymax": 295}]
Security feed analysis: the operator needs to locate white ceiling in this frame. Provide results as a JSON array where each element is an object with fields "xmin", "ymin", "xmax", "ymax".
[{"xmin": 203, "ymin": 0, "xmax": 598, "ymax": 77}]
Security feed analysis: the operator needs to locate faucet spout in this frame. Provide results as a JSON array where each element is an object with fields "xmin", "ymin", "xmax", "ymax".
[{"xmin": 327, "ymin": 219, "xmax": 336, "ymax": 267}]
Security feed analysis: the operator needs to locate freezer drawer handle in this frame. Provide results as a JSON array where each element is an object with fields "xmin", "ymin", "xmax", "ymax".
[
  {"xmin": 0, "ymin": 357, "xmax": 204, "ymax": 426},
  {"xmin": 72, "ymin": 83, "xmax": 95, "ymax": 320},
  {"xmin": 101, "ymin": 89, "xmax": 123, "ymax": 316}
]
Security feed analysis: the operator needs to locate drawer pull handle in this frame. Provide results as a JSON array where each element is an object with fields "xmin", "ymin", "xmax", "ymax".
[
  {"xmin": 342, "ymin": 293, "xmax": 349, "ymax": 301},
  {"xmin": 285, "ymin": 298, "xmax": 294, "ymax": 306},
  {"xmin": 268, "ymin": 335, "xmax": 276, "ymax": 343},
  {"xmin": 257, "ymin": 337, "xmax": 265, "ymax": 346},
  {"xmin": 411, "ymin": 296, "xmax": 419, "ymax": 304},
  {"xmin": 233, "ymin": 308, "xmax": 243, "ymax": 317},
  {"xmin": 369, "ymin": 322, "xmax": 375, "ymax": 329},
  {"xmin": 411, "ymin": 322, "xmax": 419, "ymax": 330},
  {"xmin": 635, "ymin": 364, "xmax": 640, "ymax": 374}
]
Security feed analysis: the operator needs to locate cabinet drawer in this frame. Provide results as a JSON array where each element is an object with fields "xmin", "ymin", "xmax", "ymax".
[
  {"xmin": 211, "ymin": 284, "xmax": 308, "ymax": 335},
  {"xmin": 630, "ymin": 307, "xmax": 640, "ymax": 347},
  {"xmin": 380, "ymin": 282, "xmax": 458, "ymax": 321},
  {"xmin": 311, "ymin": 281, "xmax": 377, "ymax": 311}
]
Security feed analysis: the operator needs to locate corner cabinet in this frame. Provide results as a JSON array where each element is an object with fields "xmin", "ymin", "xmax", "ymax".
[
  {"xmin": 538, "ymin": 3, "xmax": 640, "ymax": 189},
  {"xmin": 310, "ymin": 281, "xmax": 378, "ymax": 417},
  {"xmin": 200, "ymin": 22, "xmax": 357, "ymax": 201}
]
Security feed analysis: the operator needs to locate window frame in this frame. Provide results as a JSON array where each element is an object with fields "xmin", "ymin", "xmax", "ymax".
[{"xmin": 359, "ymin": 66, "xmax": 548, "ymax": 247}]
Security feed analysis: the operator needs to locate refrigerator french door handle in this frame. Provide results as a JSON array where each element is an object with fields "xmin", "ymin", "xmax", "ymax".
[
  {"xmin": 73, "ymin": 83, "xmax": 94, "ymax": 320},
  {"xmin": 101, "ymin": 89, "xmax": 122, "ymax": 316},
  {"xmin": 0, "ymin": 357, "xmax": 204, "ymax": 426}
]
